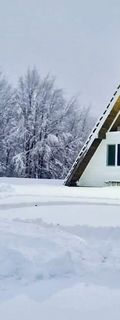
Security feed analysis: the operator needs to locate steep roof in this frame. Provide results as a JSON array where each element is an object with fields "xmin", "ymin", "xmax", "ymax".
[{"xmin": 65, "ymin": 85, "xmax": 120, "ymax": 186}]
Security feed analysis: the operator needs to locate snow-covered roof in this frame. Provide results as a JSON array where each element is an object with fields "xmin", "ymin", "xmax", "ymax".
[{"xmin": 65, "ymin": 85, "xmax": 120, "ymax": 186}]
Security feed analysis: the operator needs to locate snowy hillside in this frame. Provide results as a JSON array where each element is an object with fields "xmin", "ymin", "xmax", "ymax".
[{"xmin": 0, "ymin": 178, "xmax": 120, "ymax": 319}]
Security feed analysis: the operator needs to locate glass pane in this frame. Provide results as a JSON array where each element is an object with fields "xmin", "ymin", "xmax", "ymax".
[
  {"xmin": 107, "ymin": 145, "xmax": 115, "ymax": 166},
  {"xmin": 117, "ymin": 144, "xmax": 120, "ymax": 166}
]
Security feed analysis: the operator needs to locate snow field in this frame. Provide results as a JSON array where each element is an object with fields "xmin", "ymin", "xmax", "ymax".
[{"xmin": 0, "ymin": 178, "xmax": 120, "ymax": 319}]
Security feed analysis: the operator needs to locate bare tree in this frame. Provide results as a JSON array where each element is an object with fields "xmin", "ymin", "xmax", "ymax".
[{"xmin": 0, "ymin": 72, "xmax": 16, "ymax": 176}]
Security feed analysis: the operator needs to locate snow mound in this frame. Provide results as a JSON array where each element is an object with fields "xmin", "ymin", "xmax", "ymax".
[
  {"xmin": 1, "ymin": 218, "xmax": 120, "ymax": 291},
  {"xmin": 0, "ymin": 219, "xmax": 86, "ymax": 284},
  {"xmin": 0, "ymin": 247, "xmax": 30, "ymax": 279}
]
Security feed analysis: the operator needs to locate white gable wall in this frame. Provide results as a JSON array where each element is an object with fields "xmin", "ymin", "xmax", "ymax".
[{"xmin": 77, "ymin": 132, "xmax": 120, "ymax": 187}]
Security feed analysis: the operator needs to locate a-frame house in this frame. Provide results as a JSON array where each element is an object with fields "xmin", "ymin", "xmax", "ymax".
[{"xmin": 65, "ymin": 85, "xmax": 120, "ymax": 187}]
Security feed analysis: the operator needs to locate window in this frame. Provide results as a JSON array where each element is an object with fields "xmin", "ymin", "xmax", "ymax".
[
  {"xmin": 107, "ymin": 144, "xmax": 120, "ymax": 166},
  {"xmin": 107, "ymin": 145, "xmax": 116, "ymax": 166}
]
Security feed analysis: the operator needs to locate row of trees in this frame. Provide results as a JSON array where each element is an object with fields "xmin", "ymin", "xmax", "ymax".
[{"xmin": 0, "ymin": 69, "xmax": 95, "ymax": 179}]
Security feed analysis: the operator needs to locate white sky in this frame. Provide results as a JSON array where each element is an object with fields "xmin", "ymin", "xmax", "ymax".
[{"xmin": 0, "ymin": 0, "xmax": 120, "ymax": 116}]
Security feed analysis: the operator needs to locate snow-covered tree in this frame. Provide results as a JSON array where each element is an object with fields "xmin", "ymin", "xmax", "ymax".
[
  {"xmin": 0, "ymin": 68, "xmax": 95, "ymax": 179},
  {"xmin": 13, "ymin": 68, "xmax": 95, "ymax": 178},
  {"xmin": 0, "ymin": 72, "xmax": 16, "ymax": 176}
]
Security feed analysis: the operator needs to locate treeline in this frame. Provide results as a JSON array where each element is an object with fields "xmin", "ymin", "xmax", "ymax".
[{"xmin": 0, "ymin": 68, "xmax": 95, "ymax": 179}]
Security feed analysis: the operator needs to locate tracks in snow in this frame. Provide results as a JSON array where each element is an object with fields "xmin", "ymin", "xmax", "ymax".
[{"xmin": 0, "ymin": 198, "xmax": 120, "ymax": 210}]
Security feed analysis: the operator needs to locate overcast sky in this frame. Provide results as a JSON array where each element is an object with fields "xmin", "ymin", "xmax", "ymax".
[{"xmin": 0, "ymin": 0, "xmax": 120, "ymax": 116}]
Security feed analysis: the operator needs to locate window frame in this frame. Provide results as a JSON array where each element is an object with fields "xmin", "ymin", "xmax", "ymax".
[{"xmin": 117, "ymin": 144, "xmax": 120, "ymax": 166}]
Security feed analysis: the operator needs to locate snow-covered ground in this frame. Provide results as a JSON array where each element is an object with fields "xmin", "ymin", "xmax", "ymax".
[{"xmin": 0, "ymin": 177, "xmax": 120, "ymax": 319}]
